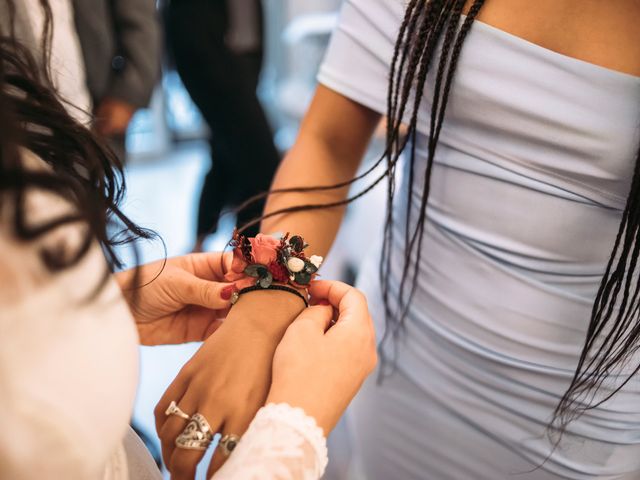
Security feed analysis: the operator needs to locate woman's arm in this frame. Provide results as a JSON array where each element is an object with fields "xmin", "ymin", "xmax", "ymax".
[
  {"xmin": 155, "ymin": 87, "xmax": 381, "ymax": 478},
  {"xmin": 261, "ymin": 84, "xmax": 381, "ymax": 255},
  {"xmin": 213, "ymin": 281, "xmax": 377, "ymax": 480}
]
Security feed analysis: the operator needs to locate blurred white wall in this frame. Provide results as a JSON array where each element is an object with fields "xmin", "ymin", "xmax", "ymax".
[{"xmin": 261, "ymin": 0, "xmax": 341, "ymax": 150}]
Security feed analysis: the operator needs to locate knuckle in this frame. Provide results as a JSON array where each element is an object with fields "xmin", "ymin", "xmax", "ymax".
[
  {"xmin": 154, "ymin": 402, "xmax": 166, "ymax": 420},
  {"xmin": 178, "ymin": 361, "xmax": 195, "ymax": 378},
  {"xmin": 352, "ymin": 288, "xmax": 367, "ymax": 304},
  {"xmin": 199, "ymin": 282, "xmax": 214, "ymax": 305},
  {"xmin": 217, "ymin": 396, "xmax": 233, "ymax": 413},
  {"xmin": 181, "ymin": 275, "xmax": 196, "ymax": 295}
]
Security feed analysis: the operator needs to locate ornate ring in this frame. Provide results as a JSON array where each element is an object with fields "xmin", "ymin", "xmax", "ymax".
[
  {"xmin": 218, "ymin": 434, "xmax": 241, "ymax": 457},
  {"xmin": 175, "ymin": 413, "xmax": 214, "ymax": 450},
  {"xmin": 165, "ymin": 401, "xmax": 190, "ymax": 421}
]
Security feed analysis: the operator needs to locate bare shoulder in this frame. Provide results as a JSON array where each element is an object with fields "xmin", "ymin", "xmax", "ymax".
[{"xmin": 465, "ymin": 0, "xmax": 640, "ymax": 77}]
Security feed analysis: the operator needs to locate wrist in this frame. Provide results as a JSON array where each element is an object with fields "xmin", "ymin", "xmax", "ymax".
[
  {"xmin": 232, "ymin": 283, "xmax": 309, "ymax": 308},
  {"xmin": 266, "ymin": 386, "xmax": 334, "ymax": 435},
  {"xmin": 225, "ymin": 231, "xmax": 323, "ymax": 292},
  {"xmin": 225, "ymin": 289, "xmax": 306, "ymax": 338}
]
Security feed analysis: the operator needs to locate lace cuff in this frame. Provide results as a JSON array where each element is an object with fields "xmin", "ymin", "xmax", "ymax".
[{"xmin": 213, "ymin": 403, "xmax": 328, "ymax": 480}]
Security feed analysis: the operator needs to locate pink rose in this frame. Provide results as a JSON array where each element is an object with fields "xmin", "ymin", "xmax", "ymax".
[{"xmin": 249, "ymin": 234, "xmax": 280, "ymax": 265}]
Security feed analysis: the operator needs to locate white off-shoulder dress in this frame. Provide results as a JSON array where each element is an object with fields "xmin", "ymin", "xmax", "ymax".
[
  {"xmin": 318, "ymin": 1, "xmax": 640, "ymax": 478},
  {"xmin": 0, "ymin": 151, "xmax": 328, "ymax": 480}
]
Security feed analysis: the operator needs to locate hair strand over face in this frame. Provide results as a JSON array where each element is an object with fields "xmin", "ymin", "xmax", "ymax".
[{"xmin": 0, "ymin": 0, "xmax": 153, "ymax": 295}]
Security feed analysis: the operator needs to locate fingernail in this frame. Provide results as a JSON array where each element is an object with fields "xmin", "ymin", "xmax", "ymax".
[
  {"xmin": 221, "ymin": 284, "xmax": 237, "ymax": 300},
  {"xmin": 317, "ymin": 299, "xmax": 330, "ymax": 306}
]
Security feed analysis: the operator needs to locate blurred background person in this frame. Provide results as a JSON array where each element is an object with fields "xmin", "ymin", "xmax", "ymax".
[
  {"xmin": 73, "ymin": 0, "xmax": 161, "ymax": 162},
  {"xmin": 1, "ymin": 0, "xmax": 91, "ymax": 121},
  {"xmin": 165, "ymin": 0, "xmax": 281, "ymax": 246}
]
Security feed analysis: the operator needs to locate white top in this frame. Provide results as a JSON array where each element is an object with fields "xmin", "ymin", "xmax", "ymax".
[
  {"xmin": 0, "ymin": 151, "xmax": 328, "ymax": 479},
  {"xmin": 319, "ymin": 0, "xmax": 640, "ymax": 478}
]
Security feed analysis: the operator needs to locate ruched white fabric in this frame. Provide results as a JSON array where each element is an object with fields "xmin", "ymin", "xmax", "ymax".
[
  {"xmin": 0, "ymin": 151, "xmax": 327, "ymax": 479},
  {"xmin": 319, "ymin": 1, "xmax": 640, "ymax": 479}
]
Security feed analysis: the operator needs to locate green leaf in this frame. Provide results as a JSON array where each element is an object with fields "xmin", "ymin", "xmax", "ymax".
[
  {"xmin": 258, "ymin": 272, "xmax": 273, "ymax": 288},
  {"xmin": 244, "ymin": 264, "xmax": 264, "ymax": 277},
  {"xmin": 294, "ymin": 271, "xmax": 312, "ymax": 285}
]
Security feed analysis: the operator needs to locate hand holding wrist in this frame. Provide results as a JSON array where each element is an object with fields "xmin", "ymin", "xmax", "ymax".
[{"xmin": 267, "ymin": 281, "xmax": 378, "ymax": 436}]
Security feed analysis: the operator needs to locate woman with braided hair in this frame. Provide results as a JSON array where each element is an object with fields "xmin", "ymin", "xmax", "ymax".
[
  {"xmin": 234, "ymin": 0, "xmax": 640, "ymax": 477},
  {"xmin": 155, "ymin": 0, "xmax": 640, "ymax": 476}
]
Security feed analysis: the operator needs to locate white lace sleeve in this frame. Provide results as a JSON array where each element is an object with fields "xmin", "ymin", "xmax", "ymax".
[{"xmin": 213, "ymin": 403, "xmax": 328, "ymax": 480}]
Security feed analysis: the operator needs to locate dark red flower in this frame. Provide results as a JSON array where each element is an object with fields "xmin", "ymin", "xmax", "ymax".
[{"xmin": 268, "ymin": 261, "xmax": 290, "ymax": 283}]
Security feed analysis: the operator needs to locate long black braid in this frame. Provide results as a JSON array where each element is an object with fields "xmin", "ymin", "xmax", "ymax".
[
  {"xmin": 236, "ymin": 0, "xmax": 640, "ymax": 431},
  {"xmin": 379, "ymin": 0, "xmax": 640, "ymax": 431}
]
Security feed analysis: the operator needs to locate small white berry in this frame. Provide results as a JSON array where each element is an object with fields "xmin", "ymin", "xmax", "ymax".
[
  {"xmin": 309, "ymin": 255, "xmax": 324, "ymax": 268},
  {"xmin": 287, "ymin": 257, "xmax": 305, "ymax": 273}
]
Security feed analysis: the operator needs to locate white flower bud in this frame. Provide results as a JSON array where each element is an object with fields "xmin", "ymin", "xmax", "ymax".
[
  {"xmin": 287, "ymin": 257, "xmax": 305, "ymax": 273},
  {"xmin": 309, "ymin": 255, "xmax": 324, "ymax": 268}
]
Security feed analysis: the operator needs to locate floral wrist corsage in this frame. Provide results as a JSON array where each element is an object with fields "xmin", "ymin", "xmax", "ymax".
[{"xmin": 224, "ymin": 231, "xmax": 323, "ymax": 293}]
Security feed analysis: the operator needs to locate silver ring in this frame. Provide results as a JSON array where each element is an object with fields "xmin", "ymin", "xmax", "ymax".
[
  {"xmin": 175, "ymin": 413, "xmax": 214, "ymax": 450},
  {"xmin": 218, "ymin": 434, "xmax": 241, "ymax": 457},
  {"xmin": 165, "ymin": 401, "xmax": 190, "ymax": 421}
]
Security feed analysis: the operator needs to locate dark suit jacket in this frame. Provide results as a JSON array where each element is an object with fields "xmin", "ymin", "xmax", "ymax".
[{"xmin": 73, "ymin": 0, "xmax": 161, "ymax": 109}]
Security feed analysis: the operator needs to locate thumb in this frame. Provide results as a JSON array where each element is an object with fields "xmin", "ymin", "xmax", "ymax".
[
  {"xmin": 172, "ymin": 274, "xmax": 234, "ymax": 310},
  {"xmin": 294, "ymin": 304, "xmax": 334, "ymax": 332}
]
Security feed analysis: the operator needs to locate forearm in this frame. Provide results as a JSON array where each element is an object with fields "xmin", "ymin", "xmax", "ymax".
[
  {"xmin": 262, "ymin": 139, "xmax": 353, "ymax": 257},
  {"xmin": 232, "ymin": 88, "xmax": 380, "ymax": 339},
  {"xmin": 261, "ymin": 85, "xmax": 380, "ymax": 256}
]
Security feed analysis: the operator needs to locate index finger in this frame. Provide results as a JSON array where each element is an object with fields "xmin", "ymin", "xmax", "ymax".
[
  {"xmin": 182, "ymin": 252, "xmax": 233, "ymax": 281},
  {"xmin": 308, "ymin": 280, "xmax": 368, "ymax": 322}
]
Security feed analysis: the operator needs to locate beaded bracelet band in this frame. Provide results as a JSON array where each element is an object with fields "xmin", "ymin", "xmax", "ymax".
[{"xmin": 230, "ymin": 284, "xmax": 309, "ymax": 308}]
